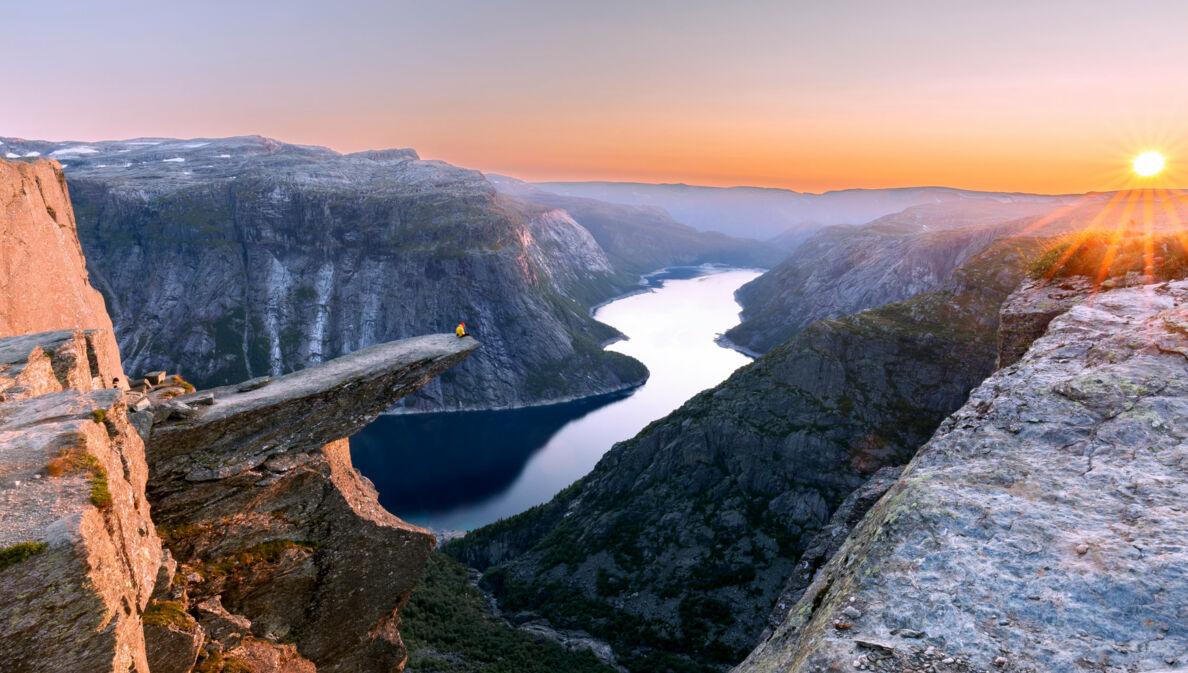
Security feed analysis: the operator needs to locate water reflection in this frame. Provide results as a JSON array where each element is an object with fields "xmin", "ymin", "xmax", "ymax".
[{"xmin": 351, "ymin": 266, "xmax": 761, "ymax": 530}]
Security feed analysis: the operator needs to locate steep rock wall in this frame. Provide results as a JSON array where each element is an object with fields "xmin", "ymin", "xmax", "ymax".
[{"xmin": 0, "ymin": 158, "xmax": 123, "ymax": 378}]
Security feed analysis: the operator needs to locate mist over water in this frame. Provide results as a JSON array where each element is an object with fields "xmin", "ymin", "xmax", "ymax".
[{"xmin": 351, "ymin": 266, "xmax": 761, "ymax": 530}]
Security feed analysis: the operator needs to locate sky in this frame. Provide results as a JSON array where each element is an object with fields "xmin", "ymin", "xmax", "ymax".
[{"xmin": 4, "ymin": 0, "xmax": 1188, "ymax": 193}]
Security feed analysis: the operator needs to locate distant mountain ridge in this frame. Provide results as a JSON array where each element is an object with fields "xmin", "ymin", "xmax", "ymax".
[{"xmin": 530, "ymin": 180, "xmax": 1072, "ymax": 244}]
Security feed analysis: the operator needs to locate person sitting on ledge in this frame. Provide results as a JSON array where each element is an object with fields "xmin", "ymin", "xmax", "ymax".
[{"xmin": 456, "ymin": 322, "xmax": 470, "ymax": 338}]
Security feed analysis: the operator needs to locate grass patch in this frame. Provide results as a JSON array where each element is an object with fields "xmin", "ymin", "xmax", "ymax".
[
  {"xmin": 171, "ymin": 374, "xmax": 196, "ymax": 394},
  {"xmin": 401, "ymin": 552, "xmax": 618, "ymax": 673},
  {"xmin": 143, "ymin": 600, "xmax": 198, "ymax": 632},
  {"xmin": 90, "ymin": 467, "xmax": 111, "ymax": 509},
  {"xmin": 91, "ymin": 408, "xmax": 107, "ymax": 424},
  {"xmin": 194, "ymin": 539, "xmax": 318, "ymax": 581},
  {"xmin": 0, "ymin": 541, "xmax": 47, "ymax": 572},
  {"xmin": 46, "ymin": 444, "xmax": 112, "ymax": 510},
  {"xmin": 194, "ymin": 649, "xmax": 252, "ymax": 673}
]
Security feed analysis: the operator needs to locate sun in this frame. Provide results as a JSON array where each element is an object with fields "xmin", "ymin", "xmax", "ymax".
[{"xmin": 1133, "ymin": 151, "xmax": 1165, "ymax": 177}]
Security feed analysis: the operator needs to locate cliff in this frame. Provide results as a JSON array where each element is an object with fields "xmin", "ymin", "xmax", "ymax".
[
  {"xmin": 0, "ymin": 330, "xmax": 160, "ymax": 672},
  {"xmin": 736, "ymin": 281, "xmax": 1188, "ymax": 672},
  {"xmin": 723, "ymin": 198, "xmax": 1074, "ymax": 354},
  {"xmin": 146, "ymin": 334, "xmax": 477, "ymax": 672},
  {"xmin": 0, "ymin": 155, "xmax": 477, "ymax": 672},
  {"xmin": 446, "ymin": 242, "xmax": 1035, "ymax": 671},
  {"xmin": 0, "ymin": 136, "xmax": 823, "ymax": 412},
  {"xmin": 0, "ymin": 157, "xmax": 123, "ymax": 379}
]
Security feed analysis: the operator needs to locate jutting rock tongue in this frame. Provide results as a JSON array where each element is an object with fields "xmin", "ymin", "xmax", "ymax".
[
  {"xmin": 0, "ymin": 158, "xmax": 123, "ymax": 380},
  {"xmin": 146, "ymin": 334, "xmax": 478, "ymax": 672}
]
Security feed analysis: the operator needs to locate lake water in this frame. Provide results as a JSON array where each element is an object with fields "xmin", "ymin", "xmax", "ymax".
[{"xmin": 350, "ymin": 266, "xmax": 762, "ymax": 531}]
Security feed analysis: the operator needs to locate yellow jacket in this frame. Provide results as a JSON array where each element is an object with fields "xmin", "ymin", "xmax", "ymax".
[{"xmin": 456, "ymin": 323, "xmax": 467, "ymax": 337}]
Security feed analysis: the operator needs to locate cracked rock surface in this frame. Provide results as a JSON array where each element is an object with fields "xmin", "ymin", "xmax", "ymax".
[{"xmin": 736, "ymin": 281, "xmax": 1188, "ymax": 673}]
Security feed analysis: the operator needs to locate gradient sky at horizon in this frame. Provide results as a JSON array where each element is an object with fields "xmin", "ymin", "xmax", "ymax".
[{"xmin": 5, "ymin": 0, "xmax": 1188, "ymax": 193}]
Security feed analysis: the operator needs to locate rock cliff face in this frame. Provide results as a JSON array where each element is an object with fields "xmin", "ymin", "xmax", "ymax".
[
  {"xmin": 0, "ymin": 155, "xmax": 478, "ymax": 673},
  {"xmin": 737, "ymin": 281, "xmax": 1188, "ymax": 673},
  {"xmin": 147, "ymin": 334, "xmax": 477, "ymax": 672},
  {"xmin": 447, "ymin": 243, "xmax": 1035, "ymax": 672},
  {"xmin": 0, "ymin": 158, "xmax": 123, "ymax": 379},
  {"xmin": 0, "ymin": 330, "xmax": 160, "ymax": 673},
  {"xmin": 0, "ymin": 136, "xmax": 788, "ymax": 412},
  {"xmin": 723, "ymin": 198, "xmax": 1073, "ymax": 354}
]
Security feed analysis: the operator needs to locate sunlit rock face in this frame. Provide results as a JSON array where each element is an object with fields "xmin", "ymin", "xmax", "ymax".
[
  {"xmin": 2, "ymin": 135, "xmax": 647, "ymax": 412},
  {"xmin": 0, "ymin": 158, "xmax": 124, "ymax": 379},
  {"xmin": 737, "ymin": 281, "xmax": 1188, "ymax": 673}
]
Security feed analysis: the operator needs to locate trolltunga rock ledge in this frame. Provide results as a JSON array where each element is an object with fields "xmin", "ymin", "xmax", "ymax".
[
  {"xmin": 736, "ymin": 281, "xmax": 1188, "ymax": 673},
  {"xmin": 148, "ymin": 333, "xmax": 479, "ymax": 486},
  {"xmin": 144, "ymin": 333, "xmax": 478, "ymax": 673}
]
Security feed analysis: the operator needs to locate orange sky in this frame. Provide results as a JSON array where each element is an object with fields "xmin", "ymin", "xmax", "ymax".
[{"xmin": 5, "ymin": 1, "xmax": 1188, "ymax": 193}]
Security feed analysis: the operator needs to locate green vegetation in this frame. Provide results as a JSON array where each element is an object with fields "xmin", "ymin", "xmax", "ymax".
[
  {"xmin": 194, "ymin": 649, "xmax": 252, "ymax": 673},
  {"xmin": 90, "ymin": 466, "xmax": 111, "ymax": 509},
  {"xmin": 400, "ymin": 552, "xmax": 619, "ymax": 673},
  {"xmin": 143, "ymin": 600, "xmax": 198, "ymax": 632},
  {"xmin": 0, "ymin": 541, "xmax": 48, "ymax": 572},
  {"xmin": 45, "ymin": 444, "xmax": 112, "ymax": 509},
  {"xmin": 1028, "ymin": 230, "xmax": 1188, "ymax": 281},
  {"xmin": 170, "ymin": 374, "xmax": 196, "ymax": 393},
  {"xmin": 91, "ymin": 408, "xmax": 106, "ymax": 424},
  {"xmin": 193, "ymin": 539, "xmax": 318, "ymax": 581}
]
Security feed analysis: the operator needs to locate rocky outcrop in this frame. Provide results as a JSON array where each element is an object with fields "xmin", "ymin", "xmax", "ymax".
[
  {"xmin": 447, "ymin": 244, "xmax": 1033, "ymax": 671},
  {"xmin": 146, "ymin": 334, "xmax": 477, "ymax": 672},
  {"xmin": 0, "ymin": 157, "xmax": 123, "ymax": 379},
  {"xmin": 996, "ymin": 276, "xmax": 1093, "ymax": 368},
  {"xmin": 0, "ymin": 156, "xmax": 478, "ymax": 672},
  {"xmin": 737, "ymin": 281, "xmax": 1188, "ymax": 673},
  {"xmin": 723, "ymin": 198, "xmax": 1073, "ymax": 354},
  {"xmin": 0, "ymin": 332, "xmax": 162, "ymax": 673},
  {"xmin": 2, "ymin": 136, "xmax": 656, "ymax": 412}
]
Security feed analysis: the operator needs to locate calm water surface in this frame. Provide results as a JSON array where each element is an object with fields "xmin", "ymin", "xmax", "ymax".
[{"xmin": 351, "ymin": 266, "xmax": 761, "ymax": 530}]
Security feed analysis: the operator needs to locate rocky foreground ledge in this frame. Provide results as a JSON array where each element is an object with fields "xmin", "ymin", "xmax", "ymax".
[
  {"xmin": 0, "ymin": 329, "xmax": 477, "ymax": 673},
  {"xmin": 738, "ymin": 281, "xmax": 1188, "ymax": 673}
]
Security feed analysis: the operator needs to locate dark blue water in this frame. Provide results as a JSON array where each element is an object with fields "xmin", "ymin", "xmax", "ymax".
[{"xmin": 351, "ymin": 266, "xmax": 761, "ymax": 530}]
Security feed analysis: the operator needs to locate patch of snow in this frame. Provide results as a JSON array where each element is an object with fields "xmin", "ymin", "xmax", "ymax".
[
  {"xmin": 217, "ymin": 154, "xmax": 232, "ymax": 159},
  {"xmin": 162, "ymin": 157, "xmax": 185, "ymax": 163},
  {"xmin": 59, "ymin": 164, "xmax": 68, "ymax": 168},
  {"xmin": 182, "ymin": 142, "xmax": 209, "ymax": 148},
  {"xmin": 49, "ymin": 146, "xmax": 98, "ymax": 157},
  {"xmin": 117, "ymin": 149, "xmax": 131, "ymax": 153},
  {"xmin": 23, "ymin": 151, "xmax": 40, "ymax": 157},
  {"xmin": 125, "ymin": 141, "xmax": 160, "ymax": 146},
  {"xmin": 5, "ymin": 153, "xmax": 17, "ymax": 159}
]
